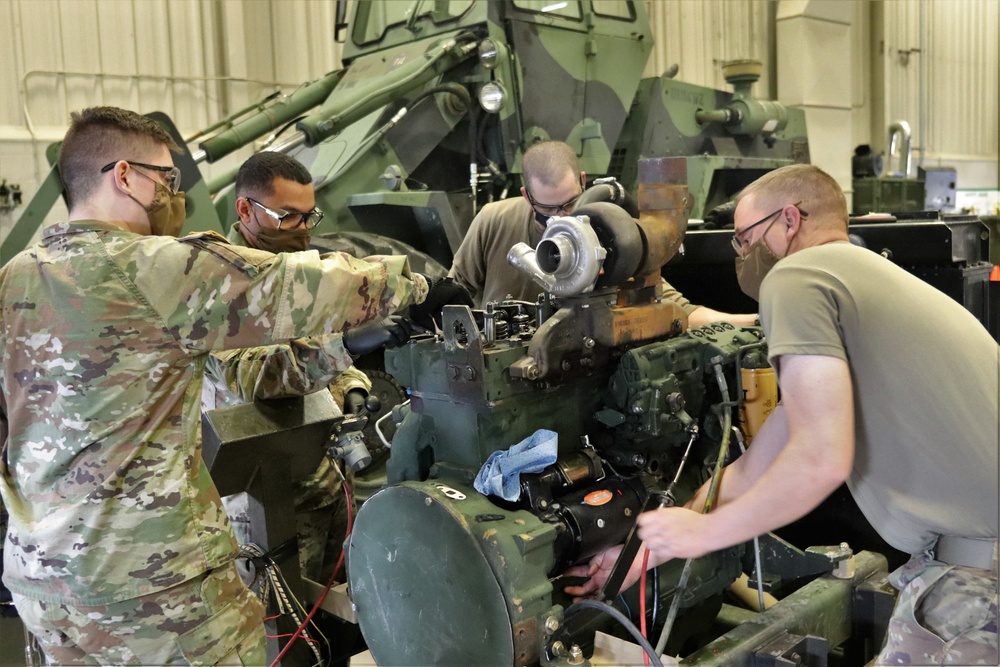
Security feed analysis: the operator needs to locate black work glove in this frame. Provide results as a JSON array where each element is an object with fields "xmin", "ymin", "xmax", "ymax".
[
  {"xmin": 343, "ymin": 315, "xmax": 412, "ymax": 357},
  {"xmin": 408, "ymin": 275, "xmax": 474, "ymax": 331},
  {"xmin": 702, "ymin": 200, "xmax": 736, "ymax": 229},
  {"xmin": 343, "ymin": 388, "xmax": 368, "ymax": 416}
]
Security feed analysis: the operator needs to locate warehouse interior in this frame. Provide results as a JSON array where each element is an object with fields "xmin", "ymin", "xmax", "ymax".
[{"xmin": 0, "ymin": 1, "xmax": 998, "ymax": 666}]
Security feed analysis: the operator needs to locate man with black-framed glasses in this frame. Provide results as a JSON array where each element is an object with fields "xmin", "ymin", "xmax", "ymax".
[
  {"xmin": 449, "ymin": 140, "xmax": 587, "ymax": 307},
  {"xmin": 229, "ymin": 152, "xmax": 325, "ymax": 254},
  {"xmin": 205, "ymin": 151, "xmax": 414, "ymax": 590},
  {"xmin": 0, "ymin": 106, "xmax": 440, "ymax": 666},
  {"xmin": 449, "ymin": 140, "xmax": 757, "ymax": 327},
  {"xmin": 567, "ymin": 164, "xmax": 998, "ymax": 666}
]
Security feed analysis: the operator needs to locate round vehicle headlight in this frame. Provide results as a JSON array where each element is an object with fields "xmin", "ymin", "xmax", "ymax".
[
  {"xmin": 479, "ymin": 82, "xmax": 506, "ymax": 113},
  {"xmin": 478, "ymin": 39, "xmax": 499, "ymax": 69}
]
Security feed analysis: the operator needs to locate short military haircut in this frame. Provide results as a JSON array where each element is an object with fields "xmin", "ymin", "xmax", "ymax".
[
  {"xmin": 523, "ymin": 140, "xmax": 579, "ymax": 189},
  {"xmin": 60, "ymin": 106, "xmax": 180, "ymax": 210},
  {"xmin": 736, "ymin": 164, "xmax": 849, "ymax": 230},
  {"xmin": 235, "ymin": 152, "xmax": 313, "ymax": 200}
]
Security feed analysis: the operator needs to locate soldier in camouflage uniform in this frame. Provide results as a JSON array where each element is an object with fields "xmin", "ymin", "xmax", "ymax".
[
  {"xmin": 0, "ymin": 106, "xmax": 448, "ymax": 665},
  {"xmin": 202, "ymin": 152, "xmax": 410, "ymax": 584}
]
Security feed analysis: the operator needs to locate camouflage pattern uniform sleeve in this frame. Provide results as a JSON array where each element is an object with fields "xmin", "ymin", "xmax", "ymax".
[
  {"xmin": 129, "ymin": 234, "xmax": 430, "ymax": 351},
  {"xmin": 205, "ymin": 334, "xmax": 354, "ymax": 403},
  {"xmin": 327, "ymin": 366, "xmax": 372, "ymax": 410},
  {"xmin": 0, "ymin": 225, "xmax": 428, "ymax": 606}
]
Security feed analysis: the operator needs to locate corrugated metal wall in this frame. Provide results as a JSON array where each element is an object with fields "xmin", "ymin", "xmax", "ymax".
[
  {"xmin": 0, "ymin": 0, "xmax": 996, "ymax": 209},
  {"xmin": 0, "ymin": 0, "xmax": 346, "ymax": 140},
  {"xmin": 880, "ymin": 0, "xmax": 998, "ymax": 162},
  {"xmin": 643, "ymin": 0, "xmax": 774, "ymax": 96}
]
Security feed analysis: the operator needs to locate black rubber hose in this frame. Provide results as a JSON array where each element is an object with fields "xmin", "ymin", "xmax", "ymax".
[{"xmin": 563, "ymin": 598, "xmax": 665, "ymax": 667}]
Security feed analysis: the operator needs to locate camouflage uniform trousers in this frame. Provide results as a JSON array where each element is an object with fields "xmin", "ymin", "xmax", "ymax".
[
  {"xmin": 12, "ymin": 561, "xmax": 266, "ymax": 666},
  {"xmin": 877, "ymin": 548, "xmax": 999, "ymax": 666}
]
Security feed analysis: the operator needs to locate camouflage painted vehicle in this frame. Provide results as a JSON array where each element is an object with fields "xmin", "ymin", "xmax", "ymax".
[
  {"xmin": 6, "ymin": 0, "xmax": 807, "ymax": 273},
  {"xmin": 235, "ymin": 0, "xmax": 807, "ymax": 270}
]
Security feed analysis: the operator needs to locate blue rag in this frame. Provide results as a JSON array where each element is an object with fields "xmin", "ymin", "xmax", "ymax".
[{"xmin": 474, "ymin": 429, "xmax": 558, "ymax": 501}]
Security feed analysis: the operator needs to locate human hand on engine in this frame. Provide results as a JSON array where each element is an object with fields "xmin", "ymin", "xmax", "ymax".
[
  {"xmin": 343, "ymin": 315, "xmax": 412, "ymax": 357},
  {"xmin": 636, "ymin": 506, "xmax": 713, "ymax": 561},
  {"xmin": 562, "ymin": 544, "xmax": 646, "ymax": 601},
  {"xmin": 407, "ymin": 275, "xmax": 474, "ymax": 332}
]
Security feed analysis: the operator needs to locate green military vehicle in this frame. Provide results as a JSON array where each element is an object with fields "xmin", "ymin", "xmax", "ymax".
[
  {"xmin": 17, "ymin": 3, "xmax": 896, "ymax": 667},
  {"xmin": 6, "ymin": 0, "xmax": 806, "ymax": 273}
]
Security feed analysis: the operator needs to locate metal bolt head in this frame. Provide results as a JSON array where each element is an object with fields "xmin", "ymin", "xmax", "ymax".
[
  {"xmin": 596, "ymin": 518, "xmax": 605, "ymax": 528},
  {"xmin": 544, "ymin": 616, "xmax": 560, "ymax": 633},
  {"xmin": 425, "ymin": 497, "xmax": 433, "ymax": 506},
  {"xmin": 568, "ymin": 644, "xmax": 585, "ymax": 665},
  {"xmin": 550, "ymin": 641, "xmax": 566, "ymax": 657},
  {"xmin": 583, "ymin": 337, "xmax": 596, "ymax": 349}
]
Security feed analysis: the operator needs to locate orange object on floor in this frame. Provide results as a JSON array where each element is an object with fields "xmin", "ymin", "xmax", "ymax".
[{"xmin": 991, "ymin": 265, "xmax": 1000, "ymax": 281}]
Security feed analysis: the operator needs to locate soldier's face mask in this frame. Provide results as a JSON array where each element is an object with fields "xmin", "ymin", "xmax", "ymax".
[
  {"xmin": 254, "ymin": 225, "xmax": 311, "ymax": 253},
  {"xmin": 733, "ymin": 204, "xmax": 804, "ymax": 302},
  {"xmin": 244, "ymin": 196, "xmax": 320, "ymax": 253},
  {"xmin": 734, "ymin": 232, "xmax": 783, "ymax": 302},
  {"xmin": 129, "ymin": 170, "xmax": 187, "ymax": 237}
]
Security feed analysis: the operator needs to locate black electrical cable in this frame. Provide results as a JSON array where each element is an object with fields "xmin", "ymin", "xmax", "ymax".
[
  {"xmin": 650, "ymin": 560, "xmax": 660, "ymax": 629},
  {"xmin": 269, "ymin": 115, "xmax": 306, "ymax": 146},
  {"xmin": 564, "ymin": 599, "xmax": 664, "ymax": 667}
]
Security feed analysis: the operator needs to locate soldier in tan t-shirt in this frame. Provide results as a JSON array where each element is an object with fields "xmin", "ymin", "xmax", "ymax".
[
  {"xmin": 449, "ymin": 140, "xmax": 757, "ymax": 328},
  {"xmin": 566, "ymin": 164, "xmax": 998, "ymax": 665}
]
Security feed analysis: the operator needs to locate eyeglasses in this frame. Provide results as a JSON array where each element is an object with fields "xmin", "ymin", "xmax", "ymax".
[
  {"xmin": 246, "ymin": 197, "xmax": 324, "ymax": 230},
  {"xmin": 524, "ymin": 187, "xmax": 583, "ymax": 216},
  {"xmin": 101, "ymin": 161, "xmax": 181, "ymax": 195},
  {"xmin": 731, "ymin": 201, "xmax": 807, "ymax": 255}
]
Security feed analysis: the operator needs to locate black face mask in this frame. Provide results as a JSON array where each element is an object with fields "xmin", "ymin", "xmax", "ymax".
[{"xmin": 534, "ymin": 211, "xmax": 550, "ymax": 228}]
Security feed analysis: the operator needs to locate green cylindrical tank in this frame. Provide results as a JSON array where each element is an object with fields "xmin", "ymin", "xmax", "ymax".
[{"xmin": 347, "ymin": 481, "xmax": 560, "ymax": 667}]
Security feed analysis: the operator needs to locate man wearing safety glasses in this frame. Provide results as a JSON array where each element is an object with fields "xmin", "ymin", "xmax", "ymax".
[
  {"xmin": 449, "ymin": 140, "xmax": 757, "ymax": 328},
  {"xmin": 568, "ymin": 164, "xmax": 998, "ymax": 666},
  {"xmin": 229, "ymin": 152, "xmax": 325, "ymax": 254},
  {"xmin": 97, "ymin": 158, "xmax": 186, "ymax": 237},
  {"xmin": 449, "ymin": 140, "xmax": 587, "ymax": 307},
  {"xmin": 204, "ymin": 151, "xmax": 414, "ymax": 589},
  {"xmin": 0, "ymin": 106, "xmax": 447, "ymax": 666}
]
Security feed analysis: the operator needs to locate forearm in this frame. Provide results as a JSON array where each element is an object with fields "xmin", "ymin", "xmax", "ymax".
[
  {"xmin": 278, "ymin": 253, "xmax": 428, "ymax": 341},
  {"xmin": 214, "ymin": 335, "xmax": 355, "ymax": 401},
  {"xmin": 697, "ymin": 434, "xmax": 848, "ymax": 552},
  {"xmin": 688, "ymin": 356, "xmax": 855, "ymax": 555},
  {"xmin": 327, "ymin": 366, "xmax": 372, "ymax": 410},
  {"xmin": 683, "ymin": 405, "xmax": 789, "ymax": 512},
  {"xmin": 688, "ymin": 306, "xmax": 758, "ymax": 329}
]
